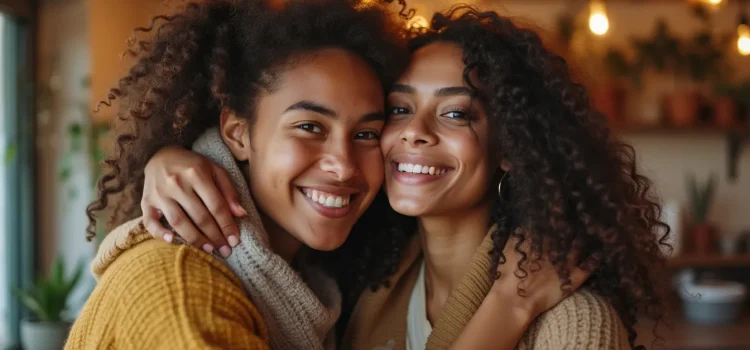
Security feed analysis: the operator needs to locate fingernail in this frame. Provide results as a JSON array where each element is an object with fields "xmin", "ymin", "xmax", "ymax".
[
  {"xmin": 233, "ymin": 203, "xmax": 248, "ymax": 216},
  {"xmin": 202, "ymin": 244, "xmax": 214, "ymax": 254},
  {"xmin": 219, "ymin": 245, "xmax": 232, "ymax": 258},
  {"xmin": 227, "ymin": 235, "xmax": 240, "ymax": 247},
  {"xmin": 163, "ymin": 232, "xmax": 173, "ymax": 243}
]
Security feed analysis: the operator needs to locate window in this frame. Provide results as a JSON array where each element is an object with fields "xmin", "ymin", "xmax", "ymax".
[
  {"xmin": 1, "ymin": 10, "xmax": 34, "ymax": 349},
  {"xmin": 0, "ymin": 12, "xmax": 8, "ymax": 347}
]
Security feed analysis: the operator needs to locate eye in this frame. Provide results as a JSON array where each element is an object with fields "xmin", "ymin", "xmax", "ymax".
[
  {"xmin": 355, "ymin": 131, "xmax": 380, "ymax": 140},
  {"xmin": 298, "ymin": 123, "xmax": 323, "ymax": 134},
  {"xmin": 441, "ymin": 110, "xmax": 468, "ymax": 120},
  {"xmin": 388, "ymin": 106, "xmax": 410, "ymax": 115}
]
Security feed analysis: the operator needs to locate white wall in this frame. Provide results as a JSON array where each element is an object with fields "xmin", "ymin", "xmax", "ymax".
[{"xmin": 36, "ymin": 0, "xmax": 94, "ymax": 315}]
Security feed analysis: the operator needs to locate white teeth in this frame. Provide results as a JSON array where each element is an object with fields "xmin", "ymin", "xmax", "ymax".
[
  {"xmin": 303, "ymin": 188, "xmax": 351, "ymax": 208},
  {"xmin": 396, "ymin": 163, "xmax": 449, "ymax": 176}
]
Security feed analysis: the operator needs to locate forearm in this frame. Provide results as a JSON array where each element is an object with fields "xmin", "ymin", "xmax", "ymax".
[{"xmin": 449, "ymin": 291, "xmax": 533, "ymax": 350}]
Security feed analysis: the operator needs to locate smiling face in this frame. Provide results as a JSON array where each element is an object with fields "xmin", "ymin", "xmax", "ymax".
[
  {"xmin": 222, "ymin": 48, "xmax": 385, "ymax": 251},
  {"xmin": 381, "ymin": 42, "xmax": 497, "ymax": 217}
]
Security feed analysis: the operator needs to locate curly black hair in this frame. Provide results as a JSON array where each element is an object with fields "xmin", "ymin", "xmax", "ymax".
[
  {"xmin": 401, "ymin": 6, "xmax": 670, "ymax": 349},
  {"xmin": 84, "ymin": 0, "xmax": 413, "ymax": 293}
]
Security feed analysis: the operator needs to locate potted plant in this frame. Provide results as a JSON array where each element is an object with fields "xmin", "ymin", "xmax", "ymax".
[
  {"xmin": 629, "ymin": 19, "xmax": 682, "ymax": 126},
  {"xmin": 13, "ymin": 257, "xmax": 83, "ymax": 350},
  {"xmin": 594, "ymin": 48, "xmax": 632, "ymax": 125},
  {"xmin": 714, "ymin": 82, "xmax": 739, "ymax": 128},
  {"xmin": 686, "ymin": 173, "xmax": 718, "ymax": 255}
]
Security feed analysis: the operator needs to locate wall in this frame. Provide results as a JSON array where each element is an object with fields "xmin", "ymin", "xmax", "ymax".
[
  {"xmin": 412, "ymin": 0, "xmax": 750, "ymax": 240},
  {"xmin": 87, "ymin": 0, "xmax": 175, "ymax": 121},
  {"xmin": 36, "ymin": 0, "xmax": 93, "ymax": 314}
]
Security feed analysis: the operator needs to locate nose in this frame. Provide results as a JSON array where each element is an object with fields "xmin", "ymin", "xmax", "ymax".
[
  {"xmin": 400, "ymin": 113, "xmax": 437, "ymax": 147},
  {"xmin": 319, "ymin": 141, "xmax": 358, "ymax": 182}
]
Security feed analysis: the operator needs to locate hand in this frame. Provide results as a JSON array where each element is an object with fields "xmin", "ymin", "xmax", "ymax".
[
  {"xmin": 141, "ymin": 146, "xmax": 246, "ymax": 257},
  {"xmin": 491, "ymin": 233, "xmax": 594, "ymax": 320}
]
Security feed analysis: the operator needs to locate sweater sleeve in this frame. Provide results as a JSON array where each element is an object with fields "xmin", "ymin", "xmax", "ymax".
[
  {"xmin": 518, "ymin": 290, "xmax": 631, "ymax": 350},
  {"xmin": 65, "ymin": 240, "xmax": 269, "ymax": 350}
]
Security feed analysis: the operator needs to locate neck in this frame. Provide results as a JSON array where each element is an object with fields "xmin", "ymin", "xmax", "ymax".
[
  {"xmin": 420, "ymin": 200, "xmax": 491, "ymax": 321},
  {"xmin": 261, "ymin": 214, "xmax": 303, "ymax": 264}
]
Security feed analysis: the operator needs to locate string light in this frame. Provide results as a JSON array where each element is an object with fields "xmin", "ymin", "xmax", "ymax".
[
  {"xmin": 588, "ymin": 0, "xmax": 610, "ymax": 36},
  {"xmin": 406, "ymin": 15, "xmax": 429, "ymax": 31},
  {"xmin": 738, "ymin": 24, "xmax": 750, "ymax": 56}
]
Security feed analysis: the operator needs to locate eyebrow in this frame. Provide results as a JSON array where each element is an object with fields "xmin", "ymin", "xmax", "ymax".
[
  {"xmin": 285, "ymin": 100, "xmax": 384, "ymax": 123},
  {"xmin": 390, "ymin": 83, "xmax": 473, "ymax": 97},
  {"xmin": 285, "ymin": 100, "xmax": 337, "ymax": 117}
]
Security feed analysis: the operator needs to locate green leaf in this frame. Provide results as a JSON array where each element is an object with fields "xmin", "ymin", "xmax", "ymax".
[
  {"xmin": 13, "ymin": 289, "xmax": 50, "ymax": 322},
  {"xmin": 4, "ymin": 142, "xmax": 17, "ymax": 164},
  {"xmin": 52, "ymin": 258, "xmax": 65, "ymax": 289}
]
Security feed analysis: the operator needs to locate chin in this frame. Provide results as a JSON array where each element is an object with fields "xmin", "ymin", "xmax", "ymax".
[
  {"xmin": 388, "ymin": 197, "xmax": 425, "ymax": 217},
  {"xmin": 302, "ymin": 230, "xmax": 350, "ymax": 252}
]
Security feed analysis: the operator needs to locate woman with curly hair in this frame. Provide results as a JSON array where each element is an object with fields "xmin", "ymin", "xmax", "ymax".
[
  {"xmin": 93, "ymin": 3, "xmax": 670, "ymax": 350},
  {"xmin": 66, "ymin": 0, "xmax": 410, "ymax": 349}
]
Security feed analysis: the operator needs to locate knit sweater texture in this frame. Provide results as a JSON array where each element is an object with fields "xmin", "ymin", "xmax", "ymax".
[{"xmin": 66, "ymin": 128, "xmax": 341, "ymax": 350}]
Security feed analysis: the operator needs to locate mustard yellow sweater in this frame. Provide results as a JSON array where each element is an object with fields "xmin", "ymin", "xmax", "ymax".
[{"xmin": 65, "ymin": 230, "xmax": 269, "ymax": 349}]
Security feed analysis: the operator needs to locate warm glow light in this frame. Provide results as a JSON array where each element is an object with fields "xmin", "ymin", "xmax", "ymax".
[
  {"xmin": 738, "ymin": 24, "xmax": 750, "ymax": 56},
  {"xmin": 588, "ymin": 2, "xmax": 609, "ymax": 36},
  {"xmin": 407, "ymin": 15, "xmax": 429, "ymax": 31},
  {"xmin": 707, "ymin": 0, "xmax": 723, "ymax": 5}
]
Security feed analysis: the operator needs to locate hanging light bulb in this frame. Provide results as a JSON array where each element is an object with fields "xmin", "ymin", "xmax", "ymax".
[
  {"xmin": 739, "ymin": 13, "xmax": 750, "ymax": 56},
  {"xmin": 406, "ymin": 15, "xmax": 429, "ymax": 31},
  {"xmin": 588, "ymin": 0, "xmax": 610, "ymax": 36}
]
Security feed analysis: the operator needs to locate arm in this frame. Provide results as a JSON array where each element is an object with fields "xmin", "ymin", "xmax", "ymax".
[
  {"xmin": 141, "ymin": 146, "xmax": 245, "ymax": 257},
  {"xmin": 66, "ymin": 241, "xmax": 268, "ymax": 350},
  {"xmin": 450, "ymin": 236, "xmax": 592, "ymax": 350}
]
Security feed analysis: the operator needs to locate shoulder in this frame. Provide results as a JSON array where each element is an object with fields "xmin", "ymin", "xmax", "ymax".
[
  {"xmin": 520, "ymin": 289, "xmax": 631, "ymax": 350},
  {"xmin": 71, "ymin": 240, "xmax": 268, "ymax": 349}
]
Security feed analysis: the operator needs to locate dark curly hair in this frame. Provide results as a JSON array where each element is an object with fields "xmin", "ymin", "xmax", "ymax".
[
  {"xmin": 399, "ymin": 6, "xmax": 670, "ymax": 349},
  {"xmin": 84, "ymin": 0, "xmax": 413, "ymax": 293}
]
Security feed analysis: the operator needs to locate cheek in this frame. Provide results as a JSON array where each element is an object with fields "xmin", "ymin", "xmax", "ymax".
[
  {"xmin": 380, "ymin": 121, "xmax": 402, "ymax": 155},
  {"xmin": 359, "ymin": 147, "xmax": 385, "ymax": 192},
  {"xmin": 251, "ymin": 138, "xmax": 317, "ymax": 194}
]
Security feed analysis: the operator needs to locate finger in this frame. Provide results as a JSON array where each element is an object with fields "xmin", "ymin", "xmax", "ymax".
[
  {"xmin": 568, "ymin": 266, "xmax": 592, "ymax": 291},
  {"xmin": 141, "ymin": 205, "xmax": 173, "ymax": 242},
  {"xmin": 173, "ymin": 188, "xmax": 232, "ymax": 257},
  {"xmin": 212, "ymin": 165, "xmax": 246, "ymax": 217},
  {"xmin": 159, "ymin": 198, "xmax": 215, "ymax": 255}
]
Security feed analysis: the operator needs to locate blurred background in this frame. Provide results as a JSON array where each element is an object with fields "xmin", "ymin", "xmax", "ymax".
[{"xmin": 0, "ymin": 0, "xmax": 749, "ymax": 349}]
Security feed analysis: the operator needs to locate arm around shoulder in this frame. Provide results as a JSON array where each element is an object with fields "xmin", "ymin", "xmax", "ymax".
[{"xmin": 66, "ymin": 240, "xmax": 268, "ymax": 350}]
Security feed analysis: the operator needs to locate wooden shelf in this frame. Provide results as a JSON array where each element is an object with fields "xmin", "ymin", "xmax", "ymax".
[
  {"xmin": 635, "ymin": 313, "xmax": 750, "ymax": 350},
  {"xmin": 667, "ymin": 254, "xmax": 750, "ymax": 268},
  {"xmin": 611, "ymin": 124, "xmax": 749, "ymax": 135}
]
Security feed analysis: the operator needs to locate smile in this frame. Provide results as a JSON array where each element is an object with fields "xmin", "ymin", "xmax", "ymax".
[
  {"xmin": 396, "ymin": 162, "xmax": 451, "ymax": 175},
  {"xmin": 298, "ymin": 187, "xmax": 357, "ymax": 219}
]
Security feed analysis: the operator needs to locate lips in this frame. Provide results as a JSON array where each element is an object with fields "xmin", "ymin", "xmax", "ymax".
[{"xmin": 297, "ymin": 185, "xmax": 361, "ymax": 219}]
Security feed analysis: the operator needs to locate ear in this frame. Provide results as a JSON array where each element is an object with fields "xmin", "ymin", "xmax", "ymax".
[
  {"xmin": 499, "ymin": 159, "xmax": 511, "ymax": 173},
  {"xmin": 220, "ymin": 108, "xmax": 251, "ymax": 162}
]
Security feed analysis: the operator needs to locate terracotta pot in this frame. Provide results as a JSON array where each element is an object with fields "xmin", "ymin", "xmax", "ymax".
[
  {"xmin": 692, "ymin": 223, "xmax": 716, "ymax": 255},
  {"xmin": 592, "ymin": 83, "xmax": 627, "ymax": 124},
  {"xmin": 666, "ymin": 91, "xmax": 701, "ymax": 127},
  {"xmin": 714, "ymin": 96, "xmax": 737, "ymax": 128}
]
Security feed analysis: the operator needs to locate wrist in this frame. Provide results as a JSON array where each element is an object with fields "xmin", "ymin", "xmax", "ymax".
[{"xmin": 487, "ymin": 287, "xmax": 536, "ymax": 328}]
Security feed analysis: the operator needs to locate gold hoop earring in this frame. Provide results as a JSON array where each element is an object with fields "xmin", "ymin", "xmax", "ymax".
[{"xmin": 498, "ymin": 172, "xmax": 507, "ymax": 199}]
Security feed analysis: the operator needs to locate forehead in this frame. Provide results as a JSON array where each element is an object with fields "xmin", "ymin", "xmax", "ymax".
[
  {"xmin": 398, "ymin": 42, "xmax": 465, "ymax": 86},
  {"xmin": 274, "ymin": 48, "xmax": 384, "ymax": 106}
]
